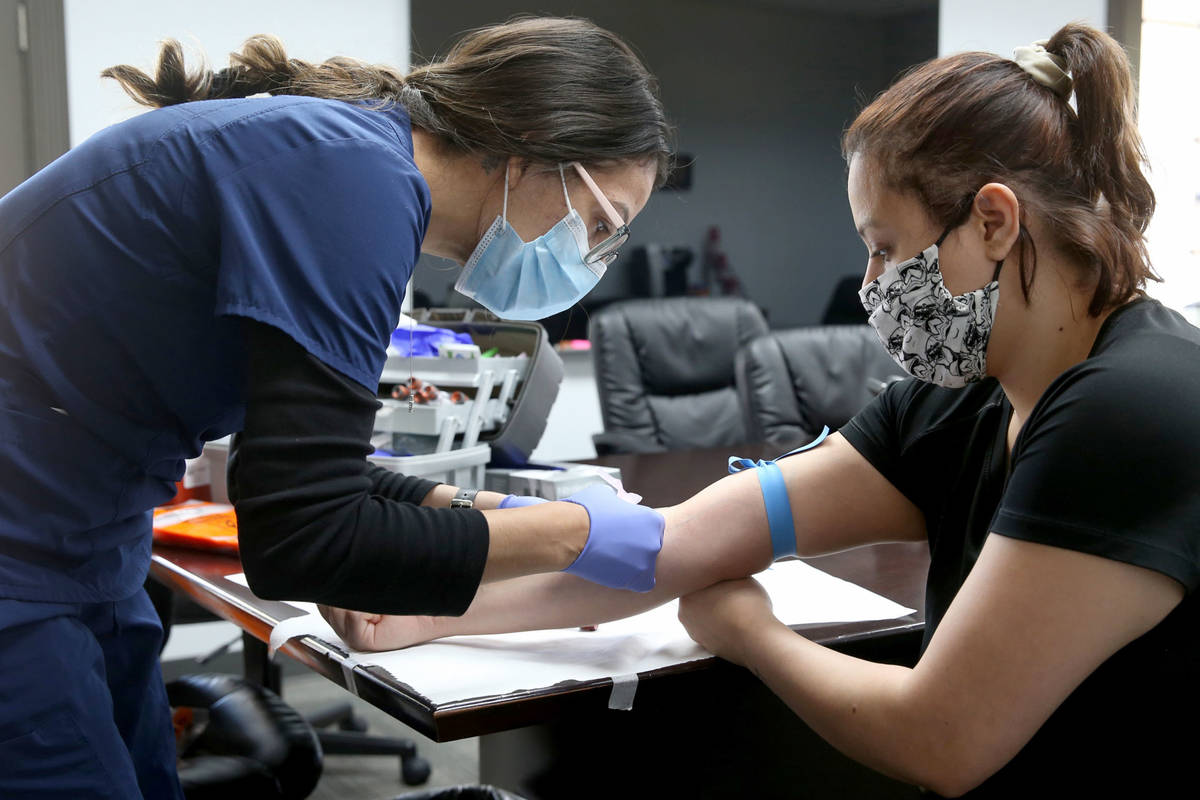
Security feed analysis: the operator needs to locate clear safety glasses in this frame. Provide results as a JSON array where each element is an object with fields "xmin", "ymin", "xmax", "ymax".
[{"xmin": 570, "ymin": 162, "xmax": 630, "ymax": 267}]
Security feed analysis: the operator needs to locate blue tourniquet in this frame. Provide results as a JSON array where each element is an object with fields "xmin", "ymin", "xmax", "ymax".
[{"xmin": 728, "ymin": 426, "xmax": 831, "ymax": 560}]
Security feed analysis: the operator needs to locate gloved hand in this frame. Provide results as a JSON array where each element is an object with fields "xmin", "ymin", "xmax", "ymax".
[
  {"xmin": 499, "ymin": 494, "xmax": 549, "ymax": 509},
  {"xmin": 561, "ymin": 484, "xmax": 664, "ymax": 592}
]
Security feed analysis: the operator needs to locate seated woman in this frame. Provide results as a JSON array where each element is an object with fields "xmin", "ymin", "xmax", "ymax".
[{"xmin": 321, "ymin": 23, "xmax": 1197, "ymax": 798}]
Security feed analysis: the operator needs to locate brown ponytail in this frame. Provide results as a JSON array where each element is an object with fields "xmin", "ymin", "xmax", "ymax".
[
  {"xmin": 100, "ymin": 35, "xmax": 406, "ymax": 107},
  {"xmin": 843, "ymin": 23, "xmax": 1156, "ymax": 315},
  {"xmin": 102, "ymin": 17, "xmax": 673, "ymax": 186}
]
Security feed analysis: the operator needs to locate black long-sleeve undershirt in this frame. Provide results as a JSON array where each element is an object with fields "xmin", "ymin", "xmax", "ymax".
[{"xmin": 230, "ymin": 321, "xmax": 489, "ymax": 615}]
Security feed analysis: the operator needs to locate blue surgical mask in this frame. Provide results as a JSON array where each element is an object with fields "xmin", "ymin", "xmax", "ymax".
[{"xmin": 454, "ymin": 164, "xmax": 605, "ymax": 320}]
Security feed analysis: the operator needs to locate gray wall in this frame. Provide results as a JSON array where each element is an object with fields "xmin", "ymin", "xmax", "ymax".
[
  {"xmin": 0, "ymin": 0, "xmax": 68, "ymax": 197},
  {"xmin": 0, "ymin": 0, "xmax": 30, "ymax": 196},
  {"xmin": 411, "ymin": 0, "xmax": 937, "ymax": 328}
]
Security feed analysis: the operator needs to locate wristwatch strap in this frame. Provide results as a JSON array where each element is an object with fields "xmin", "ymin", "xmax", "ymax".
[{"xmin": 450, "ymin": 488, "xmax": 480, "ymax": 509}]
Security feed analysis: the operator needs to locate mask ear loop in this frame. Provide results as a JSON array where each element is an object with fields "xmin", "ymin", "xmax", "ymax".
[
  {"xmin": 502, "ymin": 165, "xmax": 510, "ymax": 222},
  {"xmin": 935, "ymin": 192, "xmax": 1007, "ymax": 282},
  {"xmin": 934, "ymin": 224, "xmax": 1005, "ymax": 281},
  {"xmin": 559, "ymin": 163, "xmax": 574, "ymax": 213},
  {"xmin": 936, "ymin": 192, "xmax": 980, "ymax": 247}
]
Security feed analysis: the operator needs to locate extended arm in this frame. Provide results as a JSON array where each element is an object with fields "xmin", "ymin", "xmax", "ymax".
[
  {"xmin": 679, "ymin": 534, "xmax": 1184, "ymax": 796},
  {"xmin": 321, "ymin": 431, "xmax": 927, "ymax": 648},
  {"xmin": 232, "ymin": 321, "xmax": 590, "ymax": 615}
]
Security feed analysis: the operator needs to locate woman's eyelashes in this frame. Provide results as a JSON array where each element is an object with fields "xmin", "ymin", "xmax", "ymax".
[{"xmin": 591, "ymin": 218, "xmax": 611, "ymax": 245}]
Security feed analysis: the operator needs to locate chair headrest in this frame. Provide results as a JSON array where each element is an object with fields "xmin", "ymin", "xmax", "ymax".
[
  {"xmin": 592, "ymin": 297, "xmax": 769, "ymax": 394},
  {"xmin": 735, "ymin": 325, "xmax": 905, "ymax": 447}
]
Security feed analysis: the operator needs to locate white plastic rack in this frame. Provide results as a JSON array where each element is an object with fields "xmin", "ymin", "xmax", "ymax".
[{"xmin": 376, "ymin": 352, "xmax": 528, "ymax": 452}]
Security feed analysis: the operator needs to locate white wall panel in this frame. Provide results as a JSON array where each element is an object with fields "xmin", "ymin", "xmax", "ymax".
[
  {"xmin": 63, "ymin": 0, "xmax": 409, "ymax": 145},
  {"xmin": 939, "ymin": 0, "xmax": 1106, "ymax": 56}
]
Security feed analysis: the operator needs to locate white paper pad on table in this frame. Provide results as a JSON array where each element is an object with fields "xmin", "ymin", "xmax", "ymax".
[{"xmin": 226, "ymin": 560, "xmax": 914, "ymax": 706}]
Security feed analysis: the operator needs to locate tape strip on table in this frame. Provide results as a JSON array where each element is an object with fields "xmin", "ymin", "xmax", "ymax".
[
  {"xmin": 340, "ymin": 653, "xmax": 363, "ymax": 697},
  {"xmin": 268, "ymin": 613, "xmax": 319, "ymax": 659},
  {"xmin": 608, "ymin": 673, "xmax": 639, "ymax": 711},
  {"xmin": 267, "ymin": 614, "xmax": 364, "ymax": 697}
]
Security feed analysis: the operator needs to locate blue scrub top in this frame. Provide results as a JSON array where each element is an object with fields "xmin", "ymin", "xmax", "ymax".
[{"xmin": 0, "ymin": 96, "xmax": 430, "ymax": 603}]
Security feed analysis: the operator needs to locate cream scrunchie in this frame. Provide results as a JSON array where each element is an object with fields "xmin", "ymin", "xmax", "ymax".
[{"xmin": 1012, "ymin": 39, "xmax": 1072, "ymax": 99}]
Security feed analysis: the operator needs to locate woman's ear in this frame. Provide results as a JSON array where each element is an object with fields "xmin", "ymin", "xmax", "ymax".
[
  {"xmin": 504, "ymin": 156, "xmax": 531, "ymax": 190},
  {"xmin": 973, "ymin": 183, "xmax": 1021, "ymax": 262}
]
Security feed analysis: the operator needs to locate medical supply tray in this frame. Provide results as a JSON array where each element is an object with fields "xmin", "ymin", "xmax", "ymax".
[{"xmin": 375, "ymin": 308, "xmax": 563, "ymax": 465}]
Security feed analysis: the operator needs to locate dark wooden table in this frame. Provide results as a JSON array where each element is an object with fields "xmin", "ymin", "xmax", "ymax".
[{"xmin": 151, "ymin": 444, "xmax": 930, "ymax": 797}]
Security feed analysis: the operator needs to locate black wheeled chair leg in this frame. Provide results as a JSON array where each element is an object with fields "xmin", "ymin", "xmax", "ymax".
[
  {"xmin": 317, "ymin": 729, "xmax": 432, "ymax": 785},
  {"xmin": 239, "ymin": 630, "xmax": 430, "ymax": 786}
]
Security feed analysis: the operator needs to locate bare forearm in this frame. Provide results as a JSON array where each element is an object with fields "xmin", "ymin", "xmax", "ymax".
[
  {"xmin": 478, "ymin": 502, "xmax": 590, "ymax": 582},
  {"xmin": 419, "ymin": 484, "xmax": 591, "ymax": 582},
  {"xmin": 742, "ymin": 624, "xmax": 949, "ymax": 793},
  {"xmin": 425, "ymin": 471, "xmax": 775, "ymax": 639},
  {"xmin": 411, "ymin": 434, "xmax": 920, "ymax": 640}
]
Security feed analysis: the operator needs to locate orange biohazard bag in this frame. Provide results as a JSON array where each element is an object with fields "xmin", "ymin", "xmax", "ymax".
[{"xmin": 152, "ymin": 501, "xmax": 239, "ymax": 554}]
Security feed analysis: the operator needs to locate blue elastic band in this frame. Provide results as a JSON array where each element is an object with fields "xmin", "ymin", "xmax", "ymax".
[{"xmin": 728, "ymin": 426, "xmax": 830, "ymax": 560}]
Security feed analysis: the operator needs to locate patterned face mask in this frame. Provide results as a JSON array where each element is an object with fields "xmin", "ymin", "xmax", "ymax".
[{"xmin": 858, "ymin": 225, "xmax": 1004, "ymax": 389}]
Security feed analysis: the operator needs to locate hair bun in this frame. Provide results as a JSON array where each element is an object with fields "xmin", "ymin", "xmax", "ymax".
[{"xmin": 1012, "ymin": 40, "xmax": 1073, "ymax": 99}]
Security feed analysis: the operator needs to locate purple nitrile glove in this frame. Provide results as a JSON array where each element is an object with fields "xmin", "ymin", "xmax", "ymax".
[
  {"xmin": 561, "ymin": 484, "xmax": 665, "ymax": 592},
  {"xmin": 499, "ymin": 494, "xmax": 550, "ymax": 509}
]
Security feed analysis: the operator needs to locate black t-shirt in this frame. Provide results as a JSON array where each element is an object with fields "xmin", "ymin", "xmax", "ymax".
[{"xmin": 841, "ymin": 297, "xmax": 1200, "ymax": 797}]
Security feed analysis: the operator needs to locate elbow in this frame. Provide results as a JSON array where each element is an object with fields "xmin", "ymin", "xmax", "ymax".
[
  {"xmin": 240, "ymin": 544, "xmax": 296, "ymax": 601},
  {"xmin": 918, "ymin": 772, "xmax": 973, "ymax": 799},
  {"xmin": 236, "ymin": 506, "xmax": 360, "ymax": 604},
  {"xmin": 921, "ymin": 768, "xmax": 990, "ymax": 799},
  {"xmin": 899, "ymin": 731, "xmax": 1000, "ymax": 798},
  {"xmin": 237, "ymin": 516, "xmax": 305, "ymax": 602},
  {"xmin": 884, "ymin": 691, "xmax": 1001, "ymax": 797},
  {"xmin": 243, "ymin": 569, "xmax": 291, "ymax": 602}
]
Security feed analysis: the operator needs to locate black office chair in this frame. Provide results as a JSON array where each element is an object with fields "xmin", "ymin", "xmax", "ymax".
[
  {"xmin": 735, "ymin": 325, "xmax": 905, "ymax": 448},
  {"xmin": 147, "ymin": 577, "xmax": 431, "ymax": 788},
  {"xmin": 169, "ymin": 673, "xmax": 323, "ymax": 800},
  {"xmin": 302, "ymin": 699, "xmax": 430, "ymax": 786},
  {"xmin": 821, "ymin": 275, "xmax": 869, "ymax": 325},
  {"xmin": 588, "ymin": 296, "xmax": 769, "ymax": 454},
  {"xmin": 147, "ymin": 581, "xmax": 322, "ymax": 798}
]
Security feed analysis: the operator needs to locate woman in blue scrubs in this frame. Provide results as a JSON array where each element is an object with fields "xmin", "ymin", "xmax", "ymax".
[{"xmin": 0, "ymin": 17, "xmax": 670, "ymax": 798}]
